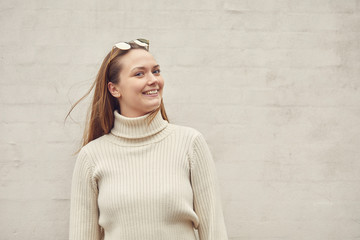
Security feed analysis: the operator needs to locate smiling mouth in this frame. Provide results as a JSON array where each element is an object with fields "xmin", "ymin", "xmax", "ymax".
[{"xmin": 142, "ymin": 89, "xmax": 159, "ymax": 95}]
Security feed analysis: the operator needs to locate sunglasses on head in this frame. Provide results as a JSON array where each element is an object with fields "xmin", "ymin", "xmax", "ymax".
[{"xmin": 114, "ymin": 38, "xmax": 149, "ymax": 50}]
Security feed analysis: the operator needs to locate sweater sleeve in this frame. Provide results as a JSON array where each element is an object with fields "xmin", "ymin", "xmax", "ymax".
[
  {"xmin": 69, "ymin": 148, "xmax": 103, "ymax": 240},
  {"xmin": 190, "ymin": 133, "xmax": 228, "ymax": 240}
]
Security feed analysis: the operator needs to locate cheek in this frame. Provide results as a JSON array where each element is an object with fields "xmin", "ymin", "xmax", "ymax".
[
  {"xmin": 159, "ymin": 77, "xmax": 165, "ymax": 89},
  {"xmin": 120, "ymin": 80, "xmax": 143, "ymax": 95}
]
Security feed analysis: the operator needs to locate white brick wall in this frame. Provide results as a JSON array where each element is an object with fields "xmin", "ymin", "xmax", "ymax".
[{"xmin": 1, "ymin": 0, "xmax": 359, "ymax": 239}]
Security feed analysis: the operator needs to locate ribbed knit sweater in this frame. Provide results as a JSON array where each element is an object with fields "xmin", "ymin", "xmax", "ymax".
[{"xmin": 69, "ymin": 110, "xmax": 228, "ymax": 240}]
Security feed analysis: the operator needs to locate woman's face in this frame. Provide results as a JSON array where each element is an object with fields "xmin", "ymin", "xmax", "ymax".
[{"xmin": 109, "ymin": 49, "xmax": 164, "ymax": 117}]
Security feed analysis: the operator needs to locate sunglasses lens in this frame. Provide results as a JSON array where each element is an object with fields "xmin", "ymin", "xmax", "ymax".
[
  {"xmin": 114, "ymin": 42, "xmax": 131, "ymax": 50},
  {"xmin": 114, "ymin": 39, "xmax": 149, "ymax": 50},
  {"xmin": 134, "ymin": 39, "xmax": 149, "ymax": 47}
]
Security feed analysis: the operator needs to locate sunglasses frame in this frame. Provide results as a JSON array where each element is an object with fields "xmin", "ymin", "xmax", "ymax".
[{"xmin": 114, "ymin": 38, "xmax": 149, "ymax": 51}]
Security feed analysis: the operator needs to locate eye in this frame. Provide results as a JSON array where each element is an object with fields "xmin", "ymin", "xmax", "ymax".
[
  {"xmin": 135, "ymin": 72, "xmax": 144, "ymax": 77},
  {"xmin": 153, "ymin": 69, "xmax": 161, "ymax": 75}
]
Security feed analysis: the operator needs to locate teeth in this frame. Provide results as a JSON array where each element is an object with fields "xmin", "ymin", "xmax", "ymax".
[{"xmin": 144, "ymin": 90, "xmax": 158, "ymax": 95}]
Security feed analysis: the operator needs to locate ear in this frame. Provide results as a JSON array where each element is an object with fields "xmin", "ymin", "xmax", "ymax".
[{"xmin": 108, "ymin": 82, "xmax": 121, "ymax": 98}]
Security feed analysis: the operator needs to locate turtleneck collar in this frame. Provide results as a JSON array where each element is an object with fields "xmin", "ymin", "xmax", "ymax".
[{"xmin": 110, "ymin": 110, "xmax": 168, "ymax": 139}]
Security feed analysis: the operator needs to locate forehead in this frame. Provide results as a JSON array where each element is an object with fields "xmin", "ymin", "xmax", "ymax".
[{"xmin": 119, "ymin": 49, "xmax": 157, "ymax": 70}]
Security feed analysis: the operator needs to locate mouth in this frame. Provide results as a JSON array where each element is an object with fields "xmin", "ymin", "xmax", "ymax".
[{"xmin": 142, "ymin": 89, "xmax": 159, "ymax": 95}]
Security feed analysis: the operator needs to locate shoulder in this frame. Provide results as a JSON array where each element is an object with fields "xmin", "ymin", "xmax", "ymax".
[
  {"xmin": 169, "ymin": 123, "xmax": 208, "ymax": 149},
  {"xmin": 170, "ymin": 123, "xmax": 202, "ymax": 139},
  {"xmin": 79, "ymin": 134, "xmax": 109, "ymax": 158},
  {"xmin": 171, "ymin": 125, "xmax": 214, "ymax": 170}
]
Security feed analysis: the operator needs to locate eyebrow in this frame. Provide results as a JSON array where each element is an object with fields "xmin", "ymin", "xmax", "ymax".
[{"xmin": 130, "ymin": 64, "xmax": 160, "ymax": 72}]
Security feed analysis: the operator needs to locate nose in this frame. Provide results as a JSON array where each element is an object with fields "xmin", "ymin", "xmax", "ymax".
[{"xmin": 147, "ymin": 72, "xmax": 159, "ymax": 85}]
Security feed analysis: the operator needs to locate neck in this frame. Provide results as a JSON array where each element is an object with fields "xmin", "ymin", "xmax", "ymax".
[{"xmin": 110, "ymin": 109, "xmax": 168, "ymax": 139}]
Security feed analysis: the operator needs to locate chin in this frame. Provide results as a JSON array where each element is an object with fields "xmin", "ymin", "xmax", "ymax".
[
  {"xmin": 147, "ymin": 98, "xmax": 161, "ymax": 107},
  {"xmin": 149, "ymin": 104, "xmax": 161, "ymax": 111},
  {"xmin": 146, "ymin": 103, "xmax": 161, "ymax": 112}
]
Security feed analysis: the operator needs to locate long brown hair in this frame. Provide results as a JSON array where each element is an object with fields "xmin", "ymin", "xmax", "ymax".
[{"xmin": 66, "ymin": 42, "xmax": 168, "ymax": 148}]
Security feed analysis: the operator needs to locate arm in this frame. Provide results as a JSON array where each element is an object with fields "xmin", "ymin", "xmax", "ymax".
[
  {"xmin": 190, "ymin": 133, "xmax": 228, "ymax": 240},
  {"xmin": 69, "ymin": 148, "xmax": 103, "ymax": 240}
]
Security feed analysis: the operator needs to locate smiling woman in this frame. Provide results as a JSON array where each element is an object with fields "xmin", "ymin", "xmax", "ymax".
[
  {"xmin": 67, "ymin": 39, "xmax": 228, "ymax": 240},
  {"xmin": 107, "ymin": 49, "xmax": 164, "ymax": 118}
]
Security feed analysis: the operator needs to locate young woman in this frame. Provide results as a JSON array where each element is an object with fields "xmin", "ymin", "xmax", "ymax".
[{"xmin": 69, "ymin": 39, "xmax": 228, "ymax": 240}]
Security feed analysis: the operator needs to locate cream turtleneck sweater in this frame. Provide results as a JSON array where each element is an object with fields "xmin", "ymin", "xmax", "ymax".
[{"xmin": 69, "ymin": 110, "xmax": 228, "ymax": 240}]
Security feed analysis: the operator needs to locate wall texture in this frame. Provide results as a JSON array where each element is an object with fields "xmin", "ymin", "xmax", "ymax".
[{"xmin": 1, "ymin": 0, "xmax": 360, "ymax": 239}]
